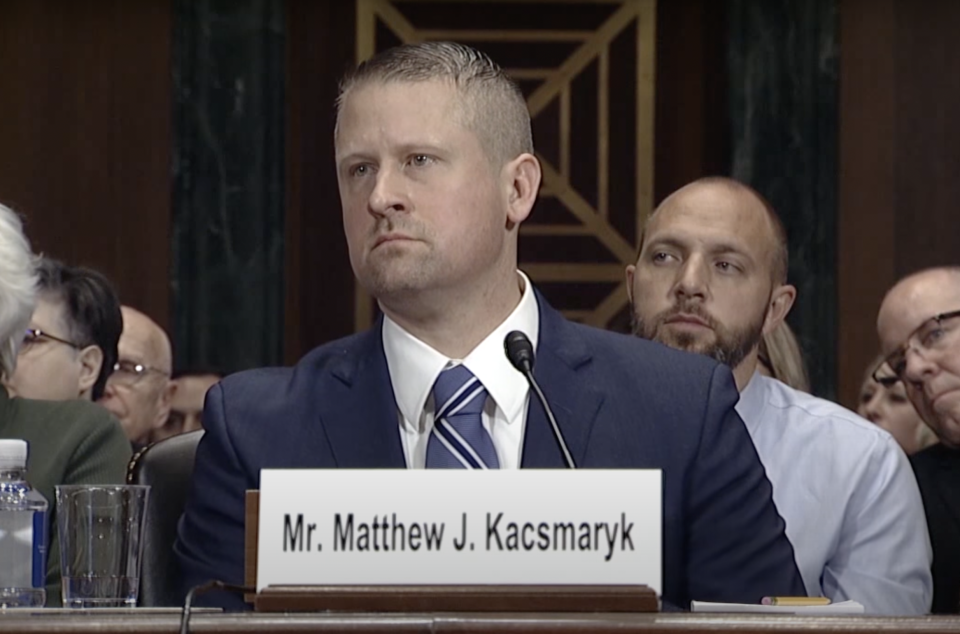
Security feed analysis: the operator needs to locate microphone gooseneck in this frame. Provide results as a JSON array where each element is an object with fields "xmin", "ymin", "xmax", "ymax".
[{"xmin": 504, "ymin": 330, "xmax": 577, "ymax": 469}]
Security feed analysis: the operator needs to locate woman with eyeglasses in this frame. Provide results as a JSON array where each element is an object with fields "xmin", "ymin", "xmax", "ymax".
[{"xmin": 859, "ymin": 355, "xmax": 938, "ymax": 455}]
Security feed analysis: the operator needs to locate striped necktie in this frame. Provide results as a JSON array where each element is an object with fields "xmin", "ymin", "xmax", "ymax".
[{"xmin": 425, "ymin": 365, "xmax": 499, "ymax": 469}]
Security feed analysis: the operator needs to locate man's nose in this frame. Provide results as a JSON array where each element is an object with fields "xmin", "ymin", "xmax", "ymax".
[
  {"xmin": 902, "ymin": 348, "xmax": 939, "ymax": 386},
  {"xmin": 674, "ymin": 258, "xmax": 708, "ymax": 300},
  {"xmin": 368, "ymin": 167, "xmax": 408, "ymax": 217},
  {"xmin": 100, "ymin": 380, "xmax": 118, "ymax": 401}
]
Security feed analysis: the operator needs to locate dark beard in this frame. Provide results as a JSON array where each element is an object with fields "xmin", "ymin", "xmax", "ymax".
[{"xmin": 631, "ymin": 301, "xmax": 765, "ymax": 371}]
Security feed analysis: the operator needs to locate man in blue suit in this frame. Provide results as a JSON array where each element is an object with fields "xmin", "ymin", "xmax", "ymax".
[{"xmin": 175, "ymin": 41, "xmax": 804, "ymax": 610}]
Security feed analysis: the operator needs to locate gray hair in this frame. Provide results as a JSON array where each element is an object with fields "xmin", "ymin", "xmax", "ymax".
[
  {"xmin": 0, "ymin": 203, "xmax": 37, "ymax": 379},
  {"xmin": 335, "ymin": 41, "xmax": 533, "ymax": 165}
]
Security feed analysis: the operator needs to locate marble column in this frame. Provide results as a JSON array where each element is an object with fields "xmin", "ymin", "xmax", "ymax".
[
  {"xmin": 171, "ymin": 0, "xmax": 286, "ymax": 374},
  {"xmin": 727, "ymin": 0, "xmax": 839, "ymax": 398}
]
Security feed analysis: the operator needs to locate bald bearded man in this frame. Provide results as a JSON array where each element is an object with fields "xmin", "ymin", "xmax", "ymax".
[
  {"xmin": 98, "ymin": 306, "xmax": 176, "ymax": 449},
  {"xmin": 627, "ymin": 177, "xmax": 932, "ymax": 614}
]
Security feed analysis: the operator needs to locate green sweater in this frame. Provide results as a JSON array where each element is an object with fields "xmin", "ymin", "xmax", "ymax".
[{"xmin": 0, "ymin": 389, "xmax": 131, "ymax": 606}]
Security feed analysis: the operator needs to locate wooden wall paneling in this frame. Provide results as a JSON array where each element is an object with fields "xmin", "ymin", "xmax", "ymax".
[
  {"xmin": 0, "ymin": 0, "xmax": 172, "ymax": 329},
  {"xmin": 284, "ymin": 0, "xmax": 357, "ymax": 363},
  {"xmin": 892, "ymin": 0, "xmax": 960, "ymax": 277},
  {"xmin": 839, "ymin": 0, "xmax": 960, "ymax": 409},
  {"xmin": 653, "ymin": 0, "xmax": 729, "ymax": 204},
  {"xmin": 838, "ymin": 0, "xmax": 897, "ymax": 408}
]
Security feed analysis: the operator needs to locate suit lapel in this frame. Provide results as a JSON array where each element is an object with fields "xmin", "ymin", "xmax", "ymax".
[
  {"xmin": 316, "ymin": 297, "xmax": 603, "ymax": 469},
  {"xmin": 320, "ymin": 321, "xmax": 407, "ymax": 468},
  {"xmin": 521, "ymin": 298, "xmax": 604, "ymax": 468}
]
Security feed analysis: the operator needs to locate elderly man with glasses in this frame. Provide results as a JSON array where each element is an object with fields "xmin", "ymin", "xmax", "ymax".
[
  {"xmin": 98, "ymin": 305, "xmax": 177, "ymax": 450},
  {"xmin": 878, "ymin": 266, "xmax": 960, "ymax": 613}
]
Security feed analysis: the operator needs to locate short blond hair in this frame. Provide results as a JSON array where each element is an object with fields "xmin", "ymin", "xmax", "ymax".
[{"xmin": 335, "ymin": 41, "xmax": 533, "ymax": 166}]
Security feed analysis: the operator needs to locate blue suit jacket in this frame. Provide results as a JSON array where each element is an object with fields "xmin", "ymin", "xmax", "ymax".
[{"xmin": 175, "ymin": 299, "xmax": 804, "ymax": 609}]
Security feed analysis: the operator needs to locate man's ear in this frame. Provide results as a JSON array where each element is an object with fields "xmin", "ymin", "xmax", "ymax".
[
  {"xmin": 625, "ymin": 264, "xmax": 637, "ymax": 305},
  {"xmin": 152, "ymin": 380, "xmax": 178, "ymax": 430},
  {"xmin": 504, "ymin": 153, "xmax": 541, "ymax": 226},
  {"xmin": 77, "ymin": 345, "xmax": 103, "ymax": 398},
  {"xmin": 763, "ymin": 283, "xmax": 797, "ymax": 335}
]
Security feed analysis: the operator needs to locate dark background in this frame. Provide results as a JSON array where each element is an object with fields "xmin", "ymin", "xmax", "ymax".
[{"xmin": 0, "ymin": 0, "xmax": 957, "ymax": 409}]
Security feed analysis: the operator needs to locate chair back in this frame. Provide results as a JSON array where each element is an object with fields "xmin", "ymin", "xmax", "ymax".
[{"xmin": 127, "ymin": 430, "xmax": 204, "ymax": 607}]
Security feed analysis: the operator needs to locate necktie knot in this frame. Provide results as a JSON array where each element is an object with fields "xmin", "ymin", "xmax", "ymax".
[{"xmin": 433, "ymin": 364, "xmax": 485, "ymax": 419}]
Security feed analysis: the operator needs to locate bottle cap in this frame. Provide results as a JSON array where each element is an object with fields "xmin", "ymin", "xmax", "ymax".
[{"xmin": 0, "ymin": 439, "xmax": 28, "ymax": 469}]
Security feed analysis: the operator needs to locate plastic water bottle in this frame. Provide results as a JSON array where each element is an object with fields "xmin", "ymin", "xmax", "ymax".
[{"xmin": 0, "ymin": 439, "xmax": 47, "ymax": 607}]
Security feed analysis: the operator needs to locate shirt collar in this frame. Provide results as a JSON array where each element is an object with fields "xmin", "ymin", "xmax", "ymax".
[
  {"xmin": 382, "ymin": 271, "xmax": 540, "ymax": 431},
  {"xmin": 735, "ymin": 370, "xmax": 767, "ymax": 435}
]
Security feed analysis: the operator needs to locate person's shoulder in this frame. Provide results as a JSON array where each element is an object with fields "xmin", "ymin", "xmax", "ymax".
[
  {"xmin": 561, "ymin": 320, "xmax": 722, "ymax": 378},
  {"xmin": 7, "ymin": 396, "xmax": 129, "ymax": 467},
  {"xmin": 216, "ymin": 329, "xmax": 375, "ymax": 404},
  {"xmin": 762, "ymin": 377, "xmax": 899, "ymax": 450},
  {"xmin": 551, "ymin": 320, "xmax": 738, "ymax": 425},
  {"xmin": 567, "ymin": 321, "xmax": 718, "ymax": 372},
  {"xmin": 12, "ymin": 395, "xmax": 117, "ymax": 431}
]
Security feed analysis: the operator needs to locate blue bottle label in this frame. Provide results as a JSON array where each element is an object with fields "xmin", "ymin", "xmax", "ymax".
[{"xmin": 32, "ymin": 510, "xmax": 46, "ymax": 589}]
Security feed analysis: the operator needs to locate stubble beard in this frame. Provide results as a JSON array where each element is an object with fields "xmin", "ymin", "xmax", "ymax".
[
  {"xmin": 355, "ymin": 217, "xmax": 436, "ymax": 299},
  {"xmin": 631, "ymin": 302, "xmax": 765, "ymax": 371}
]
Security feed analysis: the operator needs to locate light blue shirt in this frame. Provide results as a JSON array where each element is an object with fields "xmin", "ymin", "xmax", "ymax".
[{"xmin": 736, "ymin": 372, "xmax": 932, "ymax": 615}]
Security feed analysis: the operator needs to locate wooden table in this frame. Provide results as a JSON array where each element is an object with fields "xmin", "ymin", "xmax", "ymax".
[{"xmin": 1, "ymin": 611, "xmax": 960, "ymax": 634}]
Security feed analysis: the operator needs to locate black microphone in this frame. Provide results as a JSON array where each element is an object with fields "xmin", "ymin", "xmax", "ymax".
[{"xmin": 504, "ymin": 331, "xmax": 576, "ymax": 469}]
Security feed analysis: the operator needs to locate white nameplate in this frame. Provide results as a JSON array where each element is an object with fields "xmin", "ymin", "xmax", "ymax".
[{"xmin": 257, "ymin": 469, "xmax": 661, "ymax": 593}]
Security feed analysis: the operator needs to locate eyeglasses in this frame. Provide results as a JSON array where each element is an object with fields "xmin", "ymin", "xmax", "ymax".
[
  {"xmin": 18, "ymin": 328, "xmax": 81, "ymax": 354},
  {"xmin": 875, "ymin": 309, "xmax": 960, "ymax": 382},
  {"xmin": 108, "ymin": 359, "xmax": 170, "ymax": 387},
  {"xmin": 870, "ymin": 363, "xmax": 901, "ymax": 388}
]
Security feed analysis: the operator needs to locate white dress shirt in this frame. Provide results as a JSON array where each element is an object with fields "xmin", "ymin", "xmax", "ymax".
[
  {"xmin": 382, "ymin": 271, "xmax": 540, "ymax": 469},
  {"xmin": 736, "ymin": 372, "xmax": 933, "ymax": 614}
]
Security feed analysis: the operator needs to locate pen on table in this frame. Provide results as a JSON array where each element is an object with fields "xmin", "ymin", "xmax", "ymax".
[{"xmin": 761, "ymin": 596, "xmax": 832, "ymax": 606}]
